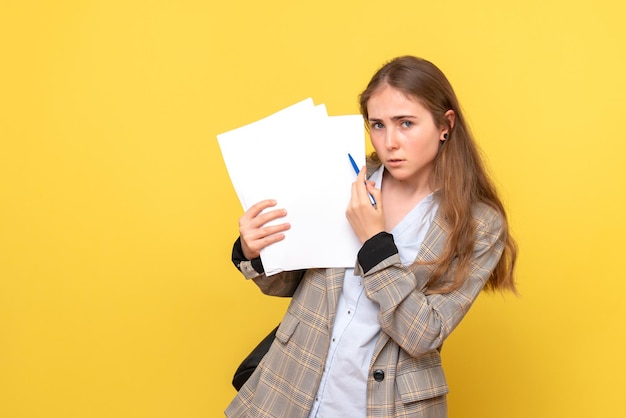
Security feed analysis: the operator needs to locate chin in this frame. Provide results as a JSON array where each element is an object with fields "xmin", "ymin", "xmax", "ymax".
[{"xmin": 384, "ymin": 167, "xmax": 410, "ymax": 181}]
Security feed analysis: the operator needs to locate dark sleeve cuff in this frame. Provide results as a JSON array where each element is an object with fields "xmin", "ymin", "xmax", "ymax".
[
  {"xmin": 232, "ymin": 237, "xmax": 265, "ymax": 274},
  {"xmin": 357, "ymin": 231, "xmax": 398, "ymax": 273}
]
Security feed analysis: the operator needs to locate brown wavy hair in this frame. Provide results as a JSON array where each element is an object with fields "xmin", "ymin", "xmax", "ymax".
[{"xmin": 359, "ymin": 56, "xmax": 517, "ymax": 294}]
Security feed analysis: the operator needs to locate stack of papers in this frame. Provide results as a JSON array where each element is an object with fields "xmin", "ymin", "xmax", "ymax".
[{"xmin": 217, "ymin": 98, "xmax": 367, "ymax": 275}]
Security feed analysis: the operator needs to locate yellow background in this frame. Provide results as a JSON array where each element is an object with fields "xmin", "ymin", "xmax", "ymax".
[{"xmin": 1, "ymin": 0, "xmax": 625, "ymax": 417}]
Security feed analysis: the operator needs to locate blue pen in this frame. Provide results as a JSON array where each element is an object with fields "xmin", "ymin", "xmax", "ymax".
[{"xmin": 348, "ymin": 153, "xmax": 377, "ymax": 207}]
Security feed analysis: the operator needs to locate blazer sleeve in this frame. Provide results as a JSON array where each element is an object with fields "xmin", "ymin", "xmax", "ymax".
[
  {"xmin": 360, "ymin": 203, "xmax": 505, "ymax": 357},
  {"xmin": 231, "ymin": 237, "xmax": 305, "ymax": 297}
]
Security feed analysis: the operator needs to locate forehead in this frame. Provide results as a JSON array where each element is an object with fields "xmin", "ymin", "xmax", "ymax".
[{"xmin": 367, "ymin": 85, "xmax": 429, "ymax": 117}]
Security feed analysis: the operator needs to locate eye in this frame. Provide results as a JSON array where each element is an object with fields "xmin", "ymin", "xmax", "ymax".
[
  {"xmin": 370, "ymin": 122, "xmax": 384, "ymax": 130},
  {"xmin": 400, "ymin": 120, "xmax": 414, "ymax": 128}
]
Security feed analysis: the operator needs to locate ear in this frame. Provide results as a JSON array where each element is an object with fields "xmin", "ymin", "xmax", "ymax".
[
  {"xmin": 443, "ymin": 109, "xmax": 456, "ymax": 130},
  {"xmin": 441, "ymin": 109, "xmax": 456, "ymax": 140}
]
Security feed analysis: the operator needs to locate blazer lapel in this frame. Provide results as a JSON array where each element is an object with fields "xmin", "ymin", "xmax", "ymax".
[
  {"xmin": 325, "ymin": 268, "xmax": 346, "ymax": 327},
  {"xmin": 371, "ymin": 208, "xmax": 450, "ymax": 359},
  {"xmin": 411, "ymin": 209, "xmax": 449, "ymax": 290}
]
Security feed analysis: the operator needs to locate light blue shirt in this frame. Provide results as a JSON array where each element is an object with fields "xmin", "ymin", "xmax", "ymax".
[{"xmin": 308, "ymin": 166, "xmax": 439, "ymax": 417}]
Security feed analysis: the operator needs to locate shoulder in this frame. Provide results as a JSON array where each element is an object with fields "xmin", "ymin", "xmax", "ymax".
[
  {"xmin": 471, "ymin": 202, "xmax": 503, "ymax": 227},
  {"xmin": 470, "ymin": 202, "xmax": 505, "ymax": 247},
  {"xmin": 431, "ymin": 199, "xmax": 503, "ymax": 232},
  {"xmin": 431, "ymin": 201, "xmax": 504, "ymax": 245}
]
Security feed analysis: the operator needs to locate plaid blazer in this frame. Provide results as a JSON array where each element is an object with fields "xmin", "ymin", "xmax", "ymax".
[{"xmin": 225, "ymin": 202, "xmax": 505, "ymax": 418}]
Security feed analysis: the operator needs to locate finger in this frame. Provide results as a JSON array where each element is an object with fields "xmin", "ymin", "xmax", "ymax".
[
  {"xmin": 240, "ymin": 221, "xmax": 290, "ymax": 258},
  {"xmin": 354, "ymin": 171, "xmax": 372, "ymax": 205},
  {"xmin": 242, "ymin": 199, "xmax": 277, "ymax": 222},
  {"xmin": 240, "ymin": 209, "xmax": 290, "ymax": 241},
  {"xmin": 255, "ymin": 207, "xmax": 288, "ymax": 228},
  {"xmin": 349, "ymin": 178, "xmax": 364, "ymax": 206},
  {"xmin": 239, "ymin": 202, "xmax": 286, "ymax": 231},
  {"xmin": 357, "ymin": 166, "xmax": 368, "ymax": 182},
  {"xmin": 257, "ymin": 221, "xmax": 291, "ymax": 238},
  {"xmin": 259, "ymin": 231, "xmax": 287, "ymax": 246},
  {"xmin": 240, "ymin": 217, "xmax": 290, "ymax": 244},
  {"xmin": 366, "ymin": 182, "xmax": 382, "ymax": 209}
]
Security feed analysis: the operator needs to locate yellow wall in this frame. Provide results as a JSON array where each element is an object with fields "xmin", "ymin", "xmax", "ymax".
[{"xmin": 1, "ymin": 0, "xmax": 625, "ymax": 417}]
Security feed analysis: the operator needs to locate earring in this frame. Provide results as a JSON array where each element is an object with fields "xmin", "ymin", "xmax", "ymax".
[{"xmin": 442, "ymin": 133, "xmax": 448, "ymax": 140}]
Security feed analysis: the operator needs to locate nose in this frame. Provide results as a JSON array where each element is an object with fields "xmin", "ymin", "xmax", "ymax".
[{"xmin": 384, "ymin": 127, "xmax": 399, "ymax": 150}]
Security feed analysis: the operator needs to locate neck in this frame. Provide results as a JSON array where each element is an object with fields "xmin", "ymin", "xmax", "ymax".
[
  {"xmin": 382, "ymin": 168, "xmax": 434, "ymax": 200},
  {"xmin": 380, "ymin": 167, "xmax": 435, "ymax": 231}
]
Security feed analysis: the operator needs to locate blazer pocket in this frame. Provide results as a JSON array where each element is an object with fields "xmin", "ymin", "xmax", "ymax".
[
  {"xmin": 396, "ymin": 363, "xmax": 449, "ymax": 404},
  {"xmin": 275, "ymin": 312, "xmax": 300, "ymax": 345}
]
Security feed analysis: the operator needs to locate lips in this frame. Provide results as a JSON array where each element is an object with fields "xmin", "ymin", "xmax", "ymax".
[{"xmin": 386, "ymin": 158, "xmax": 404, "ymax": 167}]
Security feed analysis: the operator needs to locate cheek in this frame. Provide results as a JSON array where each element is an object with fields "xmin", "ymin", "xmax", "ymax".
[
  {"xmin": 407, "ymin": 136, "xmax": 440, "ymax": 158},
  {"xmin": 369, "ymin": 133, "xmax": 384, "ymax": 151}
]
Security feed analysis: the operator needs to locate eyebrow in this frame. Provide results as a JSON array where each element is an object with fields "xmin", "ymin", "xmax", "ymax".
[{"xmin": 368, "ymin": 115, "xmax": 417, "ymax": 122}]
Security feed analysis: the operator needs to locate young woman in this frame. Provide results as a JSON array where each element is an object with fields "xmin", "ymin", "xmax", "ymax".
[{"xmin": 226, "ymin": 56, "xmax": 517, "ymax": 418}]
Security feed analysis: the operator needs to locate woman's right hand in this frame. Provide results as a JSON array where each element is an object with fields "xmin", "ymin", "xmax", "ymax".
[{"xmin": 239, "ymin": 199, "xmax": 290, "ymax": 260}]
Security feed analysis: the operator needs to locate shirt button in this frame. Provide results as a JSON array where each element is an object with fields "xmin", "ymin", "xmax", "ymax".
[{"xmin": 373, "ymin": 369, "xmax": 385, "ymax": 382}]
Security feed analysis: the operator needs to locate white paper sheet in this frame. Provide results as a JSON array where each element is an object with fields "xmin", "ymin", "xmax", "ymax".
[{"xmin": 217, "ymin": 99, "xmax": 367, "ymax": 275}]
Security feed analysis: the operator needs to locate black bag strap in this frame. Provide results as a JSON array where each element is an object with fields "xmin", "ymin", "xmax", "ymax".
[{"xmin": 232, "ymin": 325, "xmax": 279, "ymax": 391}]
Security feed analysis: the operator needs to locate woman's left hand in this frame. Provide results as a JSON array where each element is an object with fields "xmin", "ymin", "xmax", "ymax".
[{"xmin": 346, "ymin": 166, "xmax": 385, "ymax": 243}]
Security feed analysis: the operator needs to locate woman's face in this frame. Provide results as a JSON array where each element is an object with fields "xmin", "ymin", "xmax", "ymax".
[{"xmin": 367, "ymin": 84, "xmax": 447, "ymax": 186}]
